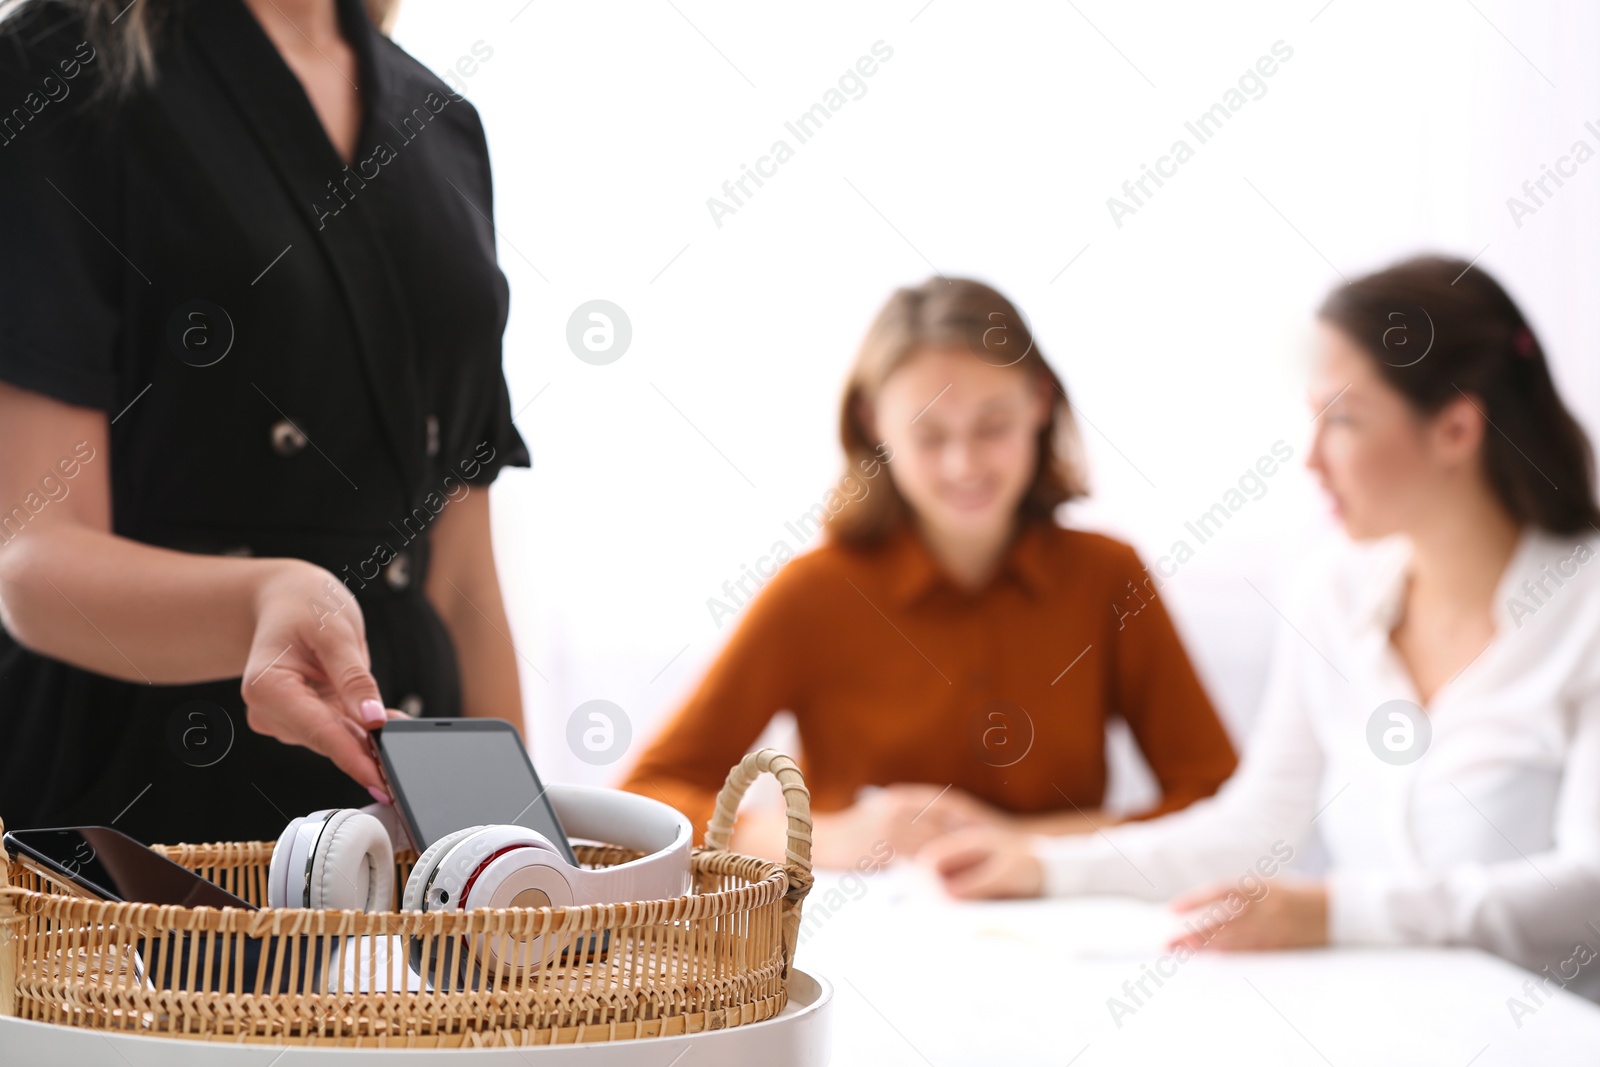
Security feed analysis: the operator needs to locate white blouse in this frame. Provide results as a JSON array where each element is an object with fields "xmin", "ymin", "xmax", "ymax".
[{"xmin": 1035, "ymin": 527, "xmax": 1600, "ymax": 1001}]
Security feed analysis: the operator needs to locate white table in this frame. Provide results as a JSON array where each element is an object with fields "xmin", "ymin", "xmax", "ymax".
[
  {"xmin": 796, "ymin": 866, "xmax": 1600, "ymax": 1066},
  {"xmin": 6, "ymin": 867, "xmax": 1598, "ymax": 1065}
]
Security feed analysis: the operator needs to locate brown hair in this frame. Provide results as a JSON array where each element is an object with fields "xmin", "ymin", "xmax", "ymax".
[
  {"xmin": 828, "ymin": 277, "xmax": 1089, "ymax": 545},
  {"xmin": 1319, "ymin": 254, "xmax": 1600, "ymax": 534},
  {"xmin": 1, "ymin": 0, "xmax": 401, "ymax": 97}
]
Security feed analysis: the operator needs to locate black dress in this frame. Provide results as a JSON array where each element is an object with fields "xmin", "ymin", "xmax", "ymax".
[{"xmin": 0, "ymin": 0, "xmax": 530, "ymax": 844}]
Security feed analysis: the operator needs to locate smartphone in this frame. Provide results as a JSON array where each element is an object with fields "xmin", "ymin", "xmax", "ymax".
[
  {"xmin": 5, "ymin": 826, "xmax": 253, "ymax": 910},
  {"xmin": 3, "ymin": 826, "xmax": 319, "ymax": 993},
  {"xmin": 375, "ymin": 718, "xmax": 577, "ymax": 863}
]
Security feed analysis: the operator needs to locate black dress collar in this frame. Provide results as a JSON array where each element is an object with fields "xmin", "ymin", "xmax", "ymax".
[
  {"xmin": 183, "ymin": 0, "xmax": 390, "ymax": 198},
  {"xmin": 182, "ymin": 0, "xmax": 425, "ymax": 504}
]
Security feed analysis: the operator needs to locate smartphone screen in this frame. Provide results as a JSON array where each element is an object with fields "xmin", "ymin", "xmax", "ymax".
[
  {"xmin": 5, "ymin": 827, "xmax": 253, "ymax": 910},
  {"xmin": 377, "ymin": 719, "xmax": 577, "ymax": 864}
]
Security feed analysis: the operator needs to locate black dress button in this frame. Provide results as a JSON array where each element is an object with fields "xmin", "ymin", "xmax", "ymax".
[
  {"xmin": 271, "ymin": 419, "xmax": 307, "ymax": 456},
  {"xmin": 425, "ymin": 414, "xmax": 440, "ymax": 458},
  {"xmin": 384, "ymin": 551, "xmax": 411, "ymax": 591},
  {"xmin": 398, "ymin": 694, "xmax": 423, "ymax": 716}
]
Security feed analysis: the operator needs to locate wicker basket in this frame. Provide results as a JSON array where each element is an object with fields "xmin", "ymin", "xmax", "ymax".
[{"xmin": 0, "ymin": 748, "xmax": 813, "ymax": 1049}]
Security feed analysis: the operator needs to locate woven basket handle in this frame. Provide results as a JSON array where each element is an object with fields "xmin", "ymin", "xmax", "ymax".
[{"xmin": 704, "ymin": 749, "xmax": 812, "ymax": 976}]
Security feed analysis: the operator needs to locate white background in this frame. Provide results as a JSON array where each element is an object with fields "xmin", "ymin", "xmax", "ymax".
[{"xmin": 389, "ymin": 0, "xmax": 1600, "ymax": 805}]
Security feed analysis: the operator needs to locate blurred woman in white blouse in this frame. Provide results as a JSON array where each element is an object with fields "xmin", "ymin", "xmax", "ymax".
[{"xmin": 921, "ymin": 254, "xmax": 1600, "ymax": 1002}]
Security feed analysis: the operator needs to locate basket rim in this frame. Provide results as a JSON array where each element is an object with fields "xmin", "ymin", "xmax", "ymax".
[{"xmin": 0, "ymin": 845, "xmax": 788, "ymax": 936}]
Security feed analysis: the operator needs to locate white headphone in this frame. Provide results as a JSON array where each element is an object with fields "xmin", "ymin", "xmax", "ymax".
[
  {"xmin": 269, "ymin": 803, "xmax": 407, "ymax": 912},
  {"xmin": 402, "ymin": 784, "xmax": 692, "ymax": 981}
]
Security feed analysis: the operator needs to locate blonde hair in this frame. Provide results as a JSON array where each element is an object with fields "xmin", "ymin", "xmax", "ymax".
[
  {"xmin": 829, "ymin": 277, "xmax": 1089, "ymax": 545},
  {"xmin": 1, "ymin": 0, "xmax": 401, "ymax": 97}
]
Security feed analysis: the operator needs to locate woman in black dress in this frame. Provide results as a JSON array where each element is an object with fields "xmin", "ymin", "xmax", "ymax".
[{"xmin": 0, "ymin": 0, "xmax": 530, "ymax": 844}]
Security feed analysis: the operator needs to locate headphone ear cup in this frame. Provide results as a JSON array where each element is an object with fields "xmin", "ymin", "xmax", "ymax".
[
  {"xmin": 516, "ymin": 830, "xmax": 562, "ymax": 857},
  {"xmin": 403, "ymin": 825, "xmax": 487, "ymax": 991},
  {"xmin": 402, "ymin": 826, "xmax": 485, "ymax": 912},
  {"xmin": 309, "ymin": 810, "xmax": 395, "ymax": 912},
  {"xmin": 268, "ymin": 816, "xmax": 309, "ymax": 909},
  {"xmin": 463, "ymin": 847, "xmax": 575, "ymax": 976},
  {"xmin": 423, "ymin": 826, "xmax": 578, "ymax": 979}
]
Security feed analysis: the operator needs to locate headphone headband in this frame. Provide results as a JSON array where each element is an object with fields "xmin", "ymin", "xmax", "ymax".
[{"xmin": 545, "ymin": 784, "xmax": 693, "ymax": 903}]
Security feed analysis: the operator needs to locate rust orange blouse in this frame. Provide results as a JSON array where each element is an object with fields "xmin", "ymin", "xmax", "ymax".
[{"xmin": 620, "ymin": 520, "xmax": 1238, "ymax": 840}]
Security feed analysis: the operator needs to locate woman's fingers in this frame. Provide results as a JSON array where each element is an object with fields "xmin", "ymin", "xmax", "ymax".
[
  {"xmin": 302, "ymin": 618, "xmax": 387, "ymax": 729},
  {"xmin": 943, "ymin": 854, "xmax": 1010, "ymax": 899},
  {"xmin": 919, "ymin": 828, "xmax": 991, "ymax": 876},
  {"xmin": 245, "ymin": 660, "xmax": 386, "ymax": 792},
  {"xmin": 1168, "ymin": 882, "xmax": 1233, "ymax": 913},
  {"xmin": 1167, "ymin": 930, "xmax": 1209, "ymax": 953},
  {"xmin": 1170, "ymin": 919, "xmax": 1258, "ymax": 953},
  {"xmin": 929, "ymin": 790, "xmax": 997, "ymax": 831},
  {"xmin": 1166, "ymin": 883, "xmax": 1252, "ymax": 952},
  {"xmin": 238, "ymin": 562, "xmax": 393, "ymax": 794},
  {"xmin": 918, "ymin": 828, "xmax": 1042, "ymax": 899},
  {"xmin": 879, "ymin": 785, "xmax": 996, "ymax": 846},
  {"xmin": 284, "ymin": 686, "xmax": 386, "ymax": 791},
  {"xmin": 1167, "ymin": 916, "xmax": 1233, "ymax": 953},
  {"xmin": 887, "ymin": 784, "xmax": 992, "ymax": 824},
  {"xmin": 919, "ymin": 839, "xmax": 983, "ymax": 892}
]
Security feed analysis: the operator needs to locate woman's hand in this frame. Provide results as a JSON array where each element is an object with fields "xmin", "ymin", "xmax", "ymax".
[
  {"xmin": 809, "ymin": 784, "xmax": 1005, "ymax": 868},
  {"xmin": 1165, "ymin": 879, "xmax": 1328, "ymax": 952},
  {"xmin": 241, "ymin": 560, "xmax": 391, "ymax": 798},
  {"xmin": 917, "ymin": 824, "xmax": 1045, "ymax": 899}
]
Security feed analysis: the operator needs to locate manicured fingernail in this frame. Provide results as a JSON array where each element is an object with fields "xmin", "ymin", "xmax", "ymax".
[
  {"xmin": 360, "ymin": 699, "xmax": 386, "ymax": 725},
  {"xmin": 368, "ymin": 786, "xmax": 391, "ymax": 805}
]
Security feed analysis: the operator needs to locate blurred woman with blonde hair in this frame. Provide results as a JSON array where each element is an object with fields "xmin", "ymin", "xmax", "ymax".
[{"xmin": 623, "ymin": 277, "xmax": 1238, "ymax": 866}]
